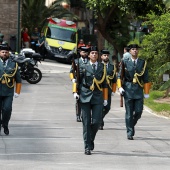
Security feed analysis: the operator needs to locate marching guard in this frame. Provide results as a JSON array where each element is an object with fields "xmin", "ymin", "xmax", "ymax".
[
  {"xmin": 72, "ymin": 46, "xmax": 108, "ymax": 155},
  {"xmin": 69, "ymin": 46, "xmax": 89, "ymax": 122},
  {"xmin": 99, "ymin": 49, "xmax": 117, "ymax": 130},
  {"xmin": 0, "ymin": 45, "xmax": 21, "ymax": 135},
  {"xmin": 117, "ymin": 44, "xmax": 151, "ymax": 140}
]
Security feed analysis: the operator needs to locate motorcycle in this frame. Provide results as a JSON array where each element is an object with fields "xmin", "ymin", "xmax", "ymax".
[{"xmin": 12, "ymin": 48, "xmax": 43, "ymax": 84}]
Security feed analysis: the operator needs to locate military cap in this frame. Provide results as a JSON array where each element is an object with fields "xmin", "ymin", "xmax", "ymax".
[
  {"xmin": 80, "ymin": 46, "xmax": 89, "ymax": 52},
  {"xmin": 89, "ymin": 46, "xmax": 98, "ymax": 52},
  {"xmin": 101, "ymin": 49, "xmax": 110, "ymax": 55},
  {"xmin": 0, "ymin": 45, "xmax": 9, "ymax": 51},
  {"xmin": 124, "ymin": 46, "xmax": 130, "ymax": 52},
  {"xmin": 2, "ymin": 41, "xmax": 8, "ymax": 45},
  {"xmin": 128, "ymin": 44, "xmax": 141, "ymax": 49}
]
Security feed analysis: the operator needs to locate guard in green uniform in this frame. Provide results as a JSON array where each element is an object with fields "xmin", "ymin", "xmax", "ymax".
[
  {"xmin": 99, "ymin": 50, "xmax": 117, "ymax": 130},
  {"xmin": 123, "ymin": 46, "xmax": 131, "ymax": 60},
  {"xmin": 72, "ymin": 46, "xmax": 108, "ymax": 155},
  {"xmin": 0, "ymin": 45, "xmax": 22, "ymax": 135},
  {"xmin": 69, "ymin": 46, "xmax": 89, "ymax": 122},
  {"xmin": 117, "ymin": 44, "xmax": 151, "ymax": 140}
]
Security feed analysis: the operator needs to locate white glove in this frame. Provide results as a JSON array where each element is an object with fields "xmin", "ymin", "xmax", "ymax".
[
  {"xmin": 73, "ymin": 93, "xmax": 79, "ymax": 100},
  {"xmin": 111, "ymin": 92, "xmax": 115, "ymax": 96},
  {"xmin": 14, "ymin": 93, "xmax": 19, "ymax": 98},
  {"xmin": 144, "ymin": 94, "xmax": 149, "ymax": 98},
  {"xmin": 118, "ymin": 87, "xmax": 125, "ymax": 95},
  {"xmin": 103, "ymin": 100, "xmax": 108, "ymax": 106},
  {"xmin": 71, "ymin": 79, "xmax": 76, "ymax": 83}
]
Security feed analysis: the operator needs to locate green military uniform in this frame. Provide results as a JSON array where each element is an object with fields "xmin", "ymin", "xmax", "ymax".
[
  {"xmin": 0, "ymin": 50, "xmax": 21, "ymax": 135},
  {"xmin": 101, "ymin": 62, "xmax": 116, "ymax": 127},
  {"xmin": 69, "ymin": 47, "xmax": 89, "ymax": 122},
  {"xmin": 118, "ymin": 51, "xmax": 149, "ymax": 139},
  {"xmin": 79, "ymin": 60, "xmax": 107, "ymax": 152}
]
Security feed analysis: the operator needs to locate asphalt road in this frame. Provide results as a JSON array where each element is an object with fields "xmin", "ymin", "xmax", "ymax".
[{"xmin": 0, "ymin": 59, "xmax": 170, "ymax": 170}]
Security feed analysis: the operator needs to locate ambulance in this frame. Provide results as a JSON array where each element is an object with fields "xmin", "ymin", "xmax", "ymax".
[{"xmin": 43, "ymin": 17, "xmax": 78, "ymax": 62}]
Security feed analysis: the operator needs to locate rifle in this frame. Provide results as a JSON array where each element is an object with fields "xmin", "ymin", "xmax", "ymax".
[
  {"xmin": 75, "ymin": 57, "xmax": 81, "ymax": 117},
  {"xmin": 120, "ymin": 61, "xmax": 125, "ymax": 107},
  {"xmin": 68, "ymin": 51, "xmax": 81, "ymax": 117}
]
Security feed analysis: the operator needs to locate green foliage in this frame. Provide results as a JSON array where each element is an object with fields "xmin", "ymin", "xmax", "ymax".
[
  {"xmin": 156, "ymin": 62, "xmax": 170, "ymax": 75},
  {"xmin": 159, "ymin": 80, "xmax": 170, "ymax": 91},
  {"xmin": 163, "ymin": 0, "xmax": 170, "ymax": 10},
  {"xmin": 22, "ymin": 0, "xmax": 77, "ymax": 33},
  {"xmin": 141, "ymin": 12, "xmax": 170, "ymax": 90},
  {"xmin": 82, "ymin": 0, "xmax": 166, "ymax": 56},
  {"xmin": 156, "ymin": 62, "xmax": 170, "ymax": 91},
  {"xmin": 144, "ymin": 90, "xmax": 170, "ymax": 114}
]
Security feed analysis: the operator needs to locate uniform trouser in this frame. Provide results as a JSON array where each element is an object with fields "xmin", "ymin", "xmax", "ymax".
[
  {"xmin": 0, "ymin": 96, "xmax": 13, "ymax": 127},
  {"xmin": 101, "ymin": 93, "xmax": 111, "ymax": 126},
  {"xmin": 81, "ymin": 102, "xmax": 103, "ymax": 150},
  {"xmin": 124, "ymin": 97, "xmax": 143, "ymax": 137}
]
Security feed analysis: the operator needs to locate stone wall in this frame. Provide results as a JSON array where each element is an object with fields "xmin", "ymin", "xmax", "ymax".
[{"xmin": 0, "ymin": 0, "xmax": 19, "ymax": 44}]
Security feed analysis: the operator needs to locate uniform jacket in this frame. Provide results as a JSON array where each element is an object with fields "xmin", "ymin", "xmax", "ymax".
[
  {"xmin": 0, "ymin": 57, "xmax": 21, "ymax": 96},
  {"xmin": 79, "ymin": 61, "xmax": 107, "ymax": 104},
  {"xmin": 106, "ymin": 62, "xmax": 117, "ymax": 94},
  {"xmin": 118, "ymin": 57, "xmax": 148, "ymax": 99},
  {"xmin": 70, "ymin": 57, "xmax": 88, "ymax": 75}
]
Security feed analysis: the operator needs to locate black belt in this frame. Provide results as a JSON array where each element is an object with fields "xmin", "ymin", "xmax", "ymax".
[
  {"xmin": 125, "ymin": 79, "xmax": 133, "ymax": 82},
  {"xmin": 83, "ymin": 84, "xmax": 90, "ymax": 89}
]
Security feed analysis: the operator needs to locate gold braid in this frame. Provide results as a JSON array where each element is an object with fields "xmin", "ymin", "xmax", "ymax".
[
  {"xmin": 133, "ymin": 60, "xmax": 147, "ymax": 87},
  {"xmin": 90, "ymin": 64, "xmax": 106, "ymax": 91},
  {"xmin": 106, "ymin": 63, "xmax": 116, "ymax": 89},
  {"xmin": 2, "ymin": 63, "xmax": 18, "ymax": 88}
]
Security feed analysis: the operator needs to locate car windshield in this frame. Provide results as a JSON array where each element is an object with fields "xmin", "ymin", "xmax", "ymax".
[{"xmin": 46, "ymin": 26, "xmax": 76, "ymax": 43}]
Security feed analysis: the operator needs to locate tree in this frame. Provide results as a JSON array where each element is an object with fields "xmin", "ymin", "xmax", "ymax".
[
  {"xmin": 82, "ymin": 0, "xmax": 166, "ymax": 56},
  {"xmin": 140, "ymin": 12, "xmax": 170, "ymax": 92},
  {"xmin": 22, "ymin": 0, "xmax": 77, "ymax": 33}
]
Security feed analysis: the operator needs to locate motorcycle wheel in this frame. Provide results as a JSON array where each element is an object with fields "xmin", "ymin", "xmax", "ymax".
[{"xmin": 26, "ymin": 67, "xmax": 42, "ymax": 84}]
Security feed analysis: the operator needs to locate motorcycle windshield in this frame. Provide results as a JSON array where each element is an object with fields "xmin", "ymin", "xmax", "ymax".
[{"xmin": 46, "ymin": 26, "xmax": 76, "ymax": 43}]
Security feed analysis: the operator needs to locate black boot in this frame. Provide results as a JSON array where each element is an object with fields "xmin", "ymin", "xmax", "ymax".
[{"xmin": 3, "ymin": 125, "xmax": 9, "ymax": 135}]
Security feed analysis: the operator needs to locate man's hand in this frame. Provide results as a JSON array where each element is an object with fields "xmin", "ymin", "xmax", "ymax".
[
  {"xmin": 103, "ymin": 100, "xmax": 108, "ymax": 106},
  {"xmin": 118, "ymin": 87, "xmax": 125, "ymax": 95},
  {"xmin": 14, "ymin": 93, "xmax": 19, "ymax": 98},
  {"xmin": 73, "ymin": 93, "xmax": 79, "ymax": 100},
  {"xmin": 144, "ymin": 94, "xmax": 149, "ymax": 98}
]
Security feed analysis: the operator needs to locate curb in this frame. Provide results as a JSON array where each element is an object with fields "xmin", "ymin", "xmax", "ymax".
[{"xmin": 144, "ymin": 105, "xmax": 170, "ymax": 120}]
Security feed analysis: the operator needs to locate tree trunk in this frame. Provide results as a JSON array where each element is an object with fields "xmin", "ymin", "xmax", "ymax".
[{"xmin": 164, "ymin": 87, "xmax": 170, "ymax": 98}]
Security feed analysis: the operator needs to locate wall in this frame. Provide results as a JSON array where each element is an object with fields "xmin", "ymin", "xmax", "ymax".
[{"xmin": 0, "ymin": 0, "xmax": 19, "ymax": 43}]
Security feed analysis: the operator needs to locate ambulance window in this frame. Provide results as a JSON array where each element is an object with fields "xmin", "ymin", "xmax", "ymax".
[{"xmin": 46, "ymin": 27, "xmax": 51, "ymax": 38}]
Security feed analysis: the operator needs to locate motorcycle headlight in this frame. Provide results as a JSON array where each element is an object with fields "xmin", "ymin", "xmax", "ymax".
[
  {"xmin": 30, "ymin": 59, "xmax": 35, "ymax": 65},
  {"xmin": 45, "ymin": 41, "xmax": 51, "ymax": 50}
]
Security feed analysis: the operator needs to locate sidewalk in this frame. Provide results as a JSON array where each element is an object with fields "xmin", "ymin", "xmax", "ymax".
[{"xmin": 0, "ymin": 60, "xmax": 170, "ymax": 170}]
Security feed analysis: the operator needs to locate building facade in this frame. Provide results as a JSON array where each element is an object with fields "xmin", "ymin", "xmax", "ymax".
[{"xmin": 0, "ymin": 0, "xmax": 20, "ymax": 48}]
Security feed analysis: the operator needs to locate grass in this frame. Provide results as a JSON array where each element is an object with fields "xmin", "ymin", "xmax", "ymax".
[{"xmin": 144, "ymin": 90, "xmax": 170, "ymax": 117}]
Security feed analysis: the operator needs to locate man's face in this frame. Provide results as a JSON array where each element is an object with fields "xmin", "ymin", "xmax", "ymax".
[
  {"xmin": 89, "ymin": 51, "xmax": 98, "ymax": 62},
  {"xmin": 101, "ymin": 54, "xmax": 109, "ymax": 63},
  {"xmin": 80, "ymin": 50, "xmax": 88, "ymax": 58},
  {"xmin": 0, "ymin": 50, "xmax": 9, "ymax": 60},
  {"xmin": 79, "ymin": 39, "xmax": 84, "ymax": 44},
  {"xmin": 129, "ymin": 48, "xmax": 139, "ymax": 58}
]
